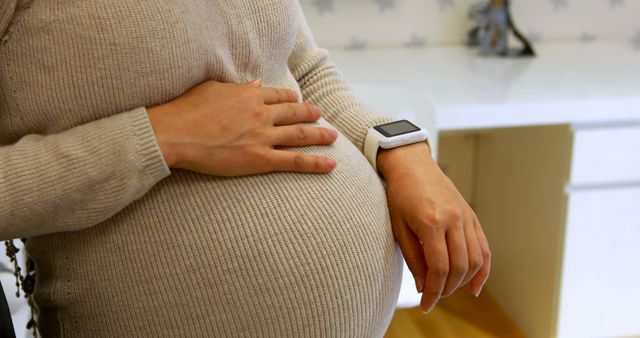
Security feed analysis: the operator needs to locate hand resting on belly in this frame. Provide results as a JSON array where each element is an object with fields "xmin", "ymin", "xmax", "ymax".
[{"xmin": 147, "ymin": 79, "xmax": 338, "ymax": 176}]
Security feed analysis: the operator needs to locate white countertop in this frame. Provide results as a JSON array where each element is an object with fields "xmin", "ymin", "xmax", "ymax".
[{"xmin": 329, "ymin": 42, "xmax": 640, "ymax": 131}]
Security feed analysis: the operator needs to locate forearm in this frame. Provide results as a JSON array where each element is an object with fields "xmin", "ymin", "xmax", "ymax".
[{"xmin": 0, "ymin": 107, "xmax": 170, "ymax": 240}]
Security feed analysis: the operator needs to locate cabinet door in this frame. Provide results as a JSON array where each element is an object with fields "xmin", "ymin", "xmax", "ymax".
[
  {"xmin": 571, "ymin": 125, "xmax": 640, "ymax": 186},
  {"xmin": 558, "ymin": 186, "xmax": 640, "ymax": 338}
]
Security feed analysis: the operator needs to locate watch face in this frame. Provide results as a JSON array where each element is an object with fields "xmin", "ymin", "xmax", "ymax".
[{"xmin": 374, "ymin": 120, "xmax": 420, "ymax": 137}]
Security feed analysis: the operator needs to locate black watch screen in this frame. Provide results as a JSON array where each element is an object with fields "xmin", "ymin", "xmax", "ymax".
[{"xmin": 373, "ymin": 120, "xmax": 420, "ymax": 137}]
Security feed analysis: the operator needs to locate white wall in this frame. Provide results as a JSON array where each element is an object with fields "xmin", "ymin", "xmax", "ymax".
[{"xmin": 300, "ymin": 0, "xmax": 640, "ymax": 50}]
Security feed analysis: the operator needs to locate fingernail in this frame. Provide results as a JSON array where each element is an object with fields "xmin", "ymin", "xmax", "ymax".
[
  {"xmin": 326, "ymin": 158, "xmax": 336, "ymax": 169},
  {"xmin": 328, "ymin": 129, "xmax": 337, "ymax": 139},
  {"xmin": 472, "ymin": 284, "xmax": 483, "ymax": 297},
  {"xmin": 415, "ymin": 278, "xmax": 424, "ymax": 293},
  {"xmin": 422, "ymin": 304, "xmax": 435, "ymax": 315},
  {"xmin": 475, "ymin": 284, "xmax": 484, "ymax": 297}
]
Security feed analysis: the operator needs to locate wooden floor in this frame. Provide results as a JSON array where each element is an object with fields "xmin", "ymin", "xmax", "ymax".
[{"xmin": 385, "ymin": 290, "xmax": 525, "ymax": 338}]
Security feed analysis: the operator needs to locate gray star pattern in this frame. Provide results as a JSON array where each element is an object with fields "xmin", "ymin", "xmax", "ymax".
[
  {"xmin": 435, "ymin": 0, "xmax": 455, "ymax": 10},
  {"xmin": 374, "ymin": 0, "xmax": 395, "ymax": 11},
  {"xmin": 579, "ymin": 32, "xmax": 597, "ymax": 42},
  {"xmin": 345, "ymin": 37, "xmax": 367, "ymax": 50},
  {"xmin": 608, "ymin": 0, "xmax": 624, "ymax": 8},
  {"xmin": 312, "ymin": 0, "xmax": 334, "ymax": 15},
  {"xmin": 632, "ymin": 31, "xmax": 640, "ymax": 50},
  {"xmin": 550, "ymin": 0, "xmax": 569, "ymax": 10},
  {"xmin": 405, "ymin": 34, "xmax": 426, "ymax": 48}
]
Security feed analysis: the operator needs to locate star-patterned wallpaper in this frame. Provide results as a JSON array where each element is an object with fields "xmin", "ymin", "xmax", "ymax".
[{"xmin": 300, "ymin": 0, "xmax": 640, "ymax": 51}]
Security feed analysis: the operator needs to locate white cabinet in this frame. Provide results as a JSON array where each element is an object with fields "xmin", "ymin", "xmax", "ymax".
[
  {"xmin": 440, "ymin": 124, "xmax": 640, "ymax": 338},
  {"xmin": 570, "ymin": 125, "xmax": 640, "ymax": 186},
  {"xmin": 559, "ymin": 186, "xmax": 640, "ymax": 338},
  {"xmin": 557, "ymin": 124, "xmax": 640, "ymax": 338}
]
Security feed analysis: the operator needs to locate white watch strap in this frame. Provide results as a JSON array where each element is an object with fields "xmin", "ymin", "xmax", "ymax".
[{"xmin": 364, "ymin": 128, "xmax": 381, "ymax": 171}]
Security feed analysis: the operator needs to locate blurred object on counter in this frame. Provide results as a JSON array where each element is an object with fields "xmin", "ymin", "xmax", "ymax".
[{"xmin": 467, "ymin": 0, "xmax": 535, "ymax": 57}]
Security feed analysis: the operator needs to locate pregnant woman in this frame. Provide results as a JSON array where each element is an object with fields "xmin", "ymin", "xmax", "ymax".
[{"xmin": 0, "ymin": 1, "xmax": 490, "ymax": 337}]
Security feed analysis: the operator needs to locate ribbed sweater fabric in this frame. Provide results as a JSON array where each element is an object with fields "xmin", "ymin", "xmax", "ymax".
[{"xmin": 0, "ymin": 1, "xmax": 402, "ymax": 337}]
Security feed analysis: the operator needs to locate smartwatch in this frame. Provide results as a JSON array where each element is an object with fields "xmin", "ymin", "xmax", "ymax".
[{"xmin": 364, "ymin": 119, "xmax": 431, "ymax": 171}]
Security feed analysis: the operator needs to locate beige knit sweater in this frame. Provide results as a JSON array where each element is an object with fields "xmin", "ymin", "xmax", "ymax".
[{"xmin": 0, "ymin": 0, "xmax": 402, "ymax": 337}]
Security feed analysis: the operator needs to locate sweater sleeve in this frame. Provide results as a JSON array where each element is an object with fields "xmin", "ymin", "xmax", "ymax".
[
  {"xmin": 287, "ymin": 2, "xmax": 394, "ymax": 154},
  {"xmin": 0, "ymin": 107, "xmax": 171, "ymax": 240},
  {"xmin": 0, "ymin": 0, "xmax": 15, "ymax": 38},
  {"xmin": 0, "ymin": 3, "xmax": 170, "ymax": 240}
]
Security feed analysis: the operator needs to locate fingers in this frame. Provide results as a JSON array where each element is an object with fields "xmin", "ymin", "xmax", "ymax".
[
  {"xmin": 417, "ymin": 211, "xmax": 484, "ymax": 304},
  {"xmin": 390, "ymin": 213, "xmax": 427, "ymax": 293},
  {"xmin": 270, "ymin": 103, "xmax": 322, "ymax": 126},
  {"xmin": 469, "ymin": 215, "xmax": 491, "ymax": 297},
  {"xmin": 246, "ymin": 79, "xmax": 262, "ymax": 88},
  {"xmin": 260, "ymin": 87, "xmax": 300, "ymax": 104},
  {"xmin": 441, "ymin": 224, "xmax": 468, "ymax": 297},
  {"xmin": 461, "ymin": 213, "xmax": 484, "ymax": 288},
  {"xmin": 270, "ymin": 125, "xmax": 337, "ymax": 147},
  {"xmin": 242, "ymin": 80, "xmax": 297, "ymax": 103},
  {"xmin": 268, "ymin": 149, "xmax": 337, "ymax": 173},
  {"xmin": 420, "ymin": 229, "xmax": 449, "ymax": 314}
]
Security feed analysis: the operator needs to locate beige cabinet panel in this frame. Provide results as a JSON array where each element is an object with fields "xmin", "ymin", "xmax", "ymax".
[{"xmin": 473, "ymin": 125, "xmax": 573, "ymax": 338}]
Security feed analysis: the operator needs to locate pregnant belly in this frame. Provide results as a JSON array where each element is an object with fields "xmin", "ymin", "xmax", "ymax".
[{"xmin": 29, "ymin": 122, "xmax": 403, "ymax": 337}]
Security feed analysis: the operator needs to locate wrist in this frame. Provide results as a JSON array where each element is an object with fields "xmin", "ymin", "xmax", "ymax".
[
  {"xmin": 377, "ymin": 141, "xmax": 434, "ymax": 180},
  {"xmin": 147, "ymin": 105, "xmax": 180, "ymax": 167}
]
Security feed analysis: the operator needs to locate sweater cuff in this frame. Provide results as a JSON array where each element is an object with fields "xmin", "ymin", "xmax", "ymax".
[
  {"xmin": 352, "ymin": 115, "xmax": 395, "ymax": 154},
  {"xmin": 126, "ymin": 107, "xmax": 171, "ymax": 194}
]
